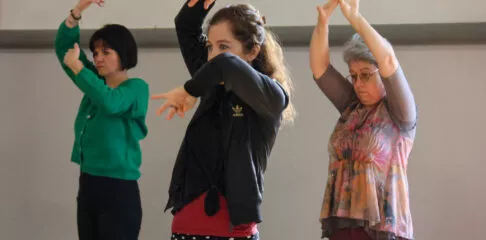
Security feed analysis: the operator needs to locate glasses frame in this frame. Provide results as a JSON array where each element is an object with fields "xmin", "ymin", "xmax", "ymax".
[{"xmin": 346, "ymin": 69, "xmax": 380, "ymax": 84}]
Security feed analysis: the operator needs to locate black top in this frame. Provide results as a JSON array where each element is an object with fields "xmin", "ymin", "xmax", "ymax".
[{"xmin": 164, "ymin": 0, "xmax": 289, "ymax": 227}]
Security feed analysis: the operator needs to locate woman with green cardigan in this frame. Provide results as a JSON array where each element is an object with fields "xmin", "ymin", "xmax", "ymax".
[{"xmin": 54, "ymin": 0, "xmax": 149, "ymax": 239}]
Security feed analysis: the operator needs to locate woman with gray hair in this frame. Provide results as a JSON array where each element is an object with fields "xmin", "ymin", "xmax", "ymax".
[{"xmin": 309, "ymin": 0, "xmax": 417, "ymax": 239}]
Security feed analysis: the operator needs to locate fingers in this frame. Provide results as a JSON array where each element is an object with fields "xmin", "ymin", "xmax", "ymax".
[
  {"xmin": 64, "ymin": 48, "xmax": 75, "ymax": 61},
  {"xmin": 177, "ymin": 109, "xmax": 185, "ymax": 118},
  {"xmin": 156, "ymin": 102, "xmax": 172, "ymax": 116},
  {"xmin": 92, "ymin": 0, "xmax": 104, "ymax": 7},
  {"xmin": 71, "ymin": 43, "xmax": 80, "ymax": 57},
  {"xmin": 316, "ymin": 5, "xmax": 325, "ymax": 15},
  {"xmin": 182, "ymin": 103, "xmax": 189, "ymax": 113},
  {"xmin": 329, "ymin": 0, "xmax": 339, "ymax": 9},
  {"xmin": 167, "ymin": 106, "xmax": 187, "ymax": 120},
  {"xmin": 338, "ymin": 0, "xmax": 350, "ymax": 12},
  {"xmin": 323, "ymin": 0, "xmax": 338, "ymax": 9},
  {"xmin": 188, "ymin": 0, "xmax": 214, "ymax": 9},
  {"xmin": 318, "ymin": 0, "xmax": 339, "ymax": 16},
  {"xmin": 152, "ymin": 87, "xmax": 195, "ymax": 119},
  {"xmin": 204, "ymin": 0, "xmax": 215, "ymax": 9},
  {"xmin": 187, "ymin": 0, "xmax": 198, "ymax": 7},
  {"xmin": 150, "ymin": 93, "xmax": 167, "ymax": 100},
  {"xmin": 166, "ymin": 108, "xmax": 177, "ymax": 120},
  {"xmin": 166, "ymin": 105, "xmax": 186, "ymax": 119},
  {"xmin": 156, "ymin": 101, "xmax": 185, "ymax": 120}
]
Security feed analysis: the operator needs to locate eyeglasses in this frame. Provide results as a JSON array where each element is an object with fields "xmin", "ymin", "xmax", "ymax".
[{"xmin": 346, "ymin": 69, "xmax": 379, "ymax": 84}]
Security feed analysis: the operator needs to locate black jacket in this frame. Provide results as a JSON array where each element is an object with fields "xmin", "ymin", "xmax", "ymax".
[{"xmin": 164, "ymin": 1, "xmax": 289, "ymax": 227}]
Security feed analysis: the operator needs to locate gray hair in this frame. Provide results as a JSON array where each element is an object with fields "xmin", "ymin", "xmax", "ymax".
[{"xmin": 342, "ymin": 33, "xmax": 378, "ymax": 66}]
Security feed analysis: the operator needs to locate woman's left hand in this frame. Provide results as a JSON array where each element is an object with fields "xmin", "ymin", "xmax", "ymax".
[
  {"xmin": 338, "ymin": 0, "xmax": 360, "ymax": 20},
  {"xmin": 63, "ymin": 43, "xmax": 84, "ymax": 74},
  {"xmin": 151, "ymin": 86, "xmax": 197, "ymax": 120}
]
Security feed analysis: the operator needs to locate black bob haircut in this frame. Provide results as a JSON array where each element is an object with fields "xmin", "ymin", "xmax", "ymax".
[{"xmin": 89, "ymin": 24, "xmax": 138, "ymax": 70}]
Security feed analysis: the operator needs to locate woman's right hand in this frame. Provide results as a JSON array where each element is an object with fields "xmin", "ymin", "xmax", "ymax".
[
  {"xmin": 317, "ymin": 0, "xmax": 339, "ymax": 26},
  {"xmin": 187, "ymin": 0, "xmax": 215, "ymax": 10},
  {"xmin": 338, "ymin": 0, "xmax": 360, "ymax": 21},
  {"xmin": 65, "ymin": 0, "xmax": 103, "ymax": 28},
  {"xmin": 74, "ymin": 0, "xmax": 104, "ymax": 13}
]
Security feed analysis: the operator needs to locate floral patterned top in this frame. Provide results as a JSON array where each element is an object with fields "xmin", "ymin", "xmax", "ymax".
[{"xmin": 315, "ymin": 64, "xmax": 417, "ymax": 240}]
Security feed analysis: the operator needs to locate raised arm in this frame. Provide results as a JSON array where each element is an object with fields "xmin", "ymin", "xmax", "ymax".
[
  {"xmin": 339, "ymin": 0, "xmax": 398, "ymax": 78},
  {"xmin": 184, "ymin": 52, "xmax": 288, "ymax": 119},
  {"xmin": 310, "ymin": 0, "xmax": 357, "ymax": 113},
  {"xmin": 175, "ymin": 0, "xmax": 215, "ymax": 76},
  {"xmin": 339, "ymin": 0, "xmax": 416, "ymax": 129},
  {"xmin": 54, "ymin": 0, "xmax": 102, "ymax": 84},
  {"xmin": 310, "ymin": 0, "xmax": 338, "ymax": 79}
]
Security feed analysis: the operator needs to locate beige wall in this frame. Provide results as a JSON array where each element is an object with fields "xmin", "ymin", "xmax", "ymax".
[
  {"xmin": 1, "ymin": 44, "xmax": 486, "ymax": 240},
  {"xmin": 1, "ymin": 0, "xmax": 486, "ymax": 29}
]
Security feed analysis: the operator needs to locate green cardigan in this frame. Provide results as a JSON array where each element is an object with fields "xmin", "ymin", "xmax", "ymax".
[{"xmin": 54, "ymin": 21, "xmax": 149, "ymax": 180}]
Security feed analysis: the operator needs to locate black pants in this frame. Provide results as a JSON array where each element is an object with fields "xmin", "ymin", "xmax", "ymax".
[{"xmin": 77, "ymin": 172, "xmax": 142, "ymax": 240}]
